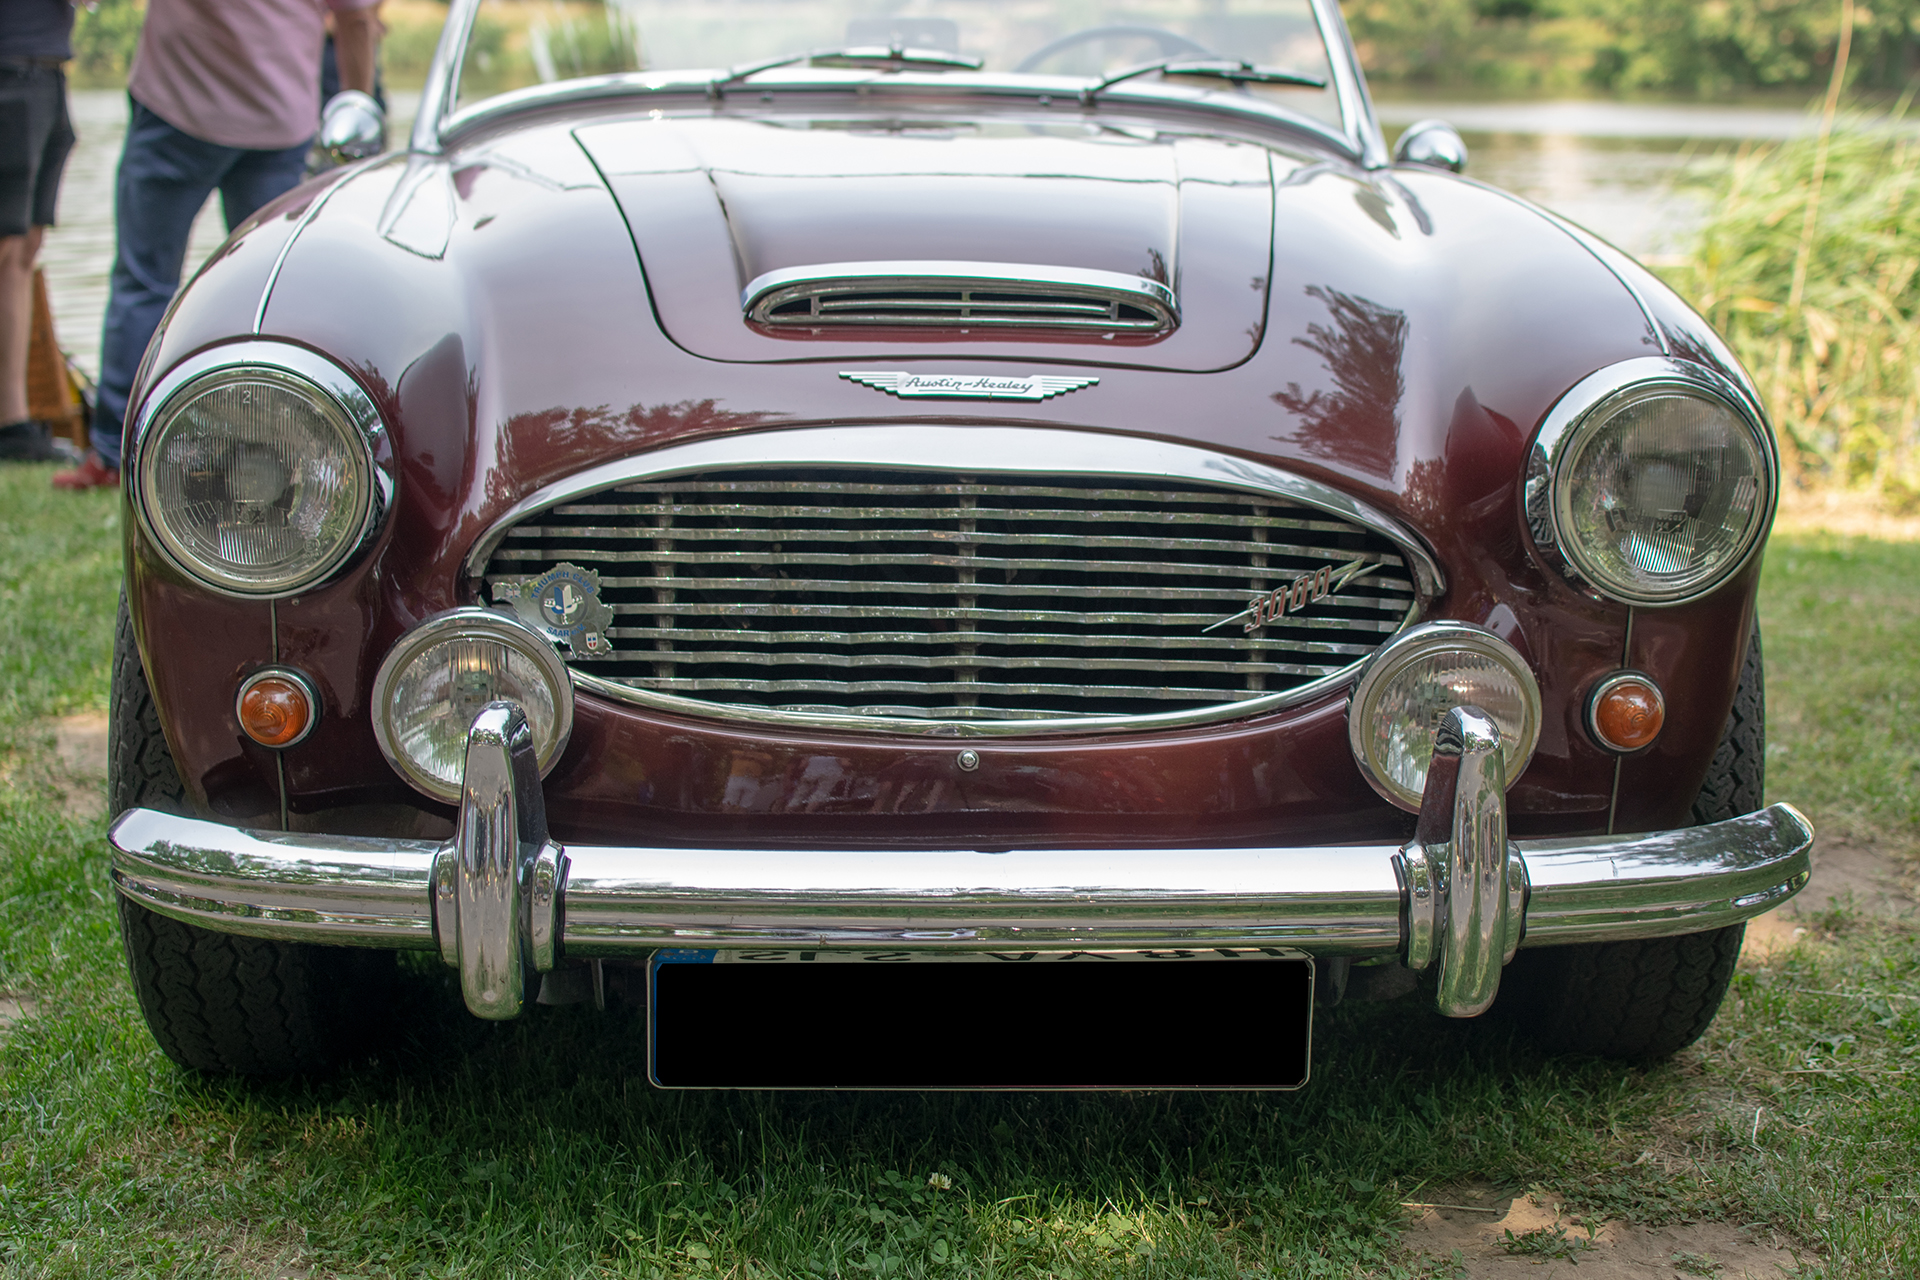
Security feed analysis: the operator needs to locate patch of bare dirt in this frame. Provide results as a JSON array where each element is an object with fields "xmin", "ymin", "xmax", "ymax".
[
  {"xmin": 1402, "ymin": 1186, "xmax": 1807, "ymax": 1278},
  {"xmin": 0, "ymin": 994, "xmax": 39, "ymax": 1042},
  {"xmin": 51, "ymin": 711, "xmax": 107, "ymax": 819},
  {"xmin": 1743, "ymin": 830, "xmax": 1918, "ymax": 959}
]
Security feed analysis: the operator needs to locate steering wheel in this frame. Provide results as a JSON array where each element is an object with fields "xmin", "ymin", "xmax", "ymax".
[{"xmin": 1014, "ymin": 25, "xmax": 1215, "ymax": 74}]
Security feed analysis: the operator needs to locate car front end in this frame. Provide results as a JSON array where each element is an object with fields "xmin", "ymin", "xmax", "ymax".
[{"xmin": 106, "ymin": 0, "xmax": 1809, "ymax": 1083}]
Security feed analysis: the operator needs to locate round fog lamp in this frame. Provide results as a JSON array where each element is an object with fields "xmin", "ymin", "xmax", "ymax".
[
  {"xmin": 371, "ymin": 609, "xmax": 574, "ymax": 803},
  {"xmin": 236, "ymin": 669, "xmax": 320, "ymax": 747},
  {"xmin": 1348, "ymin": 622, "xmax": 1542, "ymax": 811},
  {"xmin": 1587, "ymin": 671, "xmax": 1665, "ymax": 752}
]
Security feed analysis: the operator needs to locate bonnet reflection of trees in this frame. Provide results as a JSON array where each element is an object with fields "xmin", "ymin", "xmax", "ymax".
[
  {"xmin": 488, "ymin": 400, "xmax": 784, "ymax": 511},
  {"xmin": 1271, "ymin": 284, "xmax": 1408, "ymax": 475}
]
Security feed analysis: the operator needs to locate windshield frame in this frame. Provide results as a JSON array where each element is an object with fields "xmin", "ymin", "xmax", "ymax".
[{"xmin": 409, "ymin": 0, "xmax": 1386, "ymax": 164}]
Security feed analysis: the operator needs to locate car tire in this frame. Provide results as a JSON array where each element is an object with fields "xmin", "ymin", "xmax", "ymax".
[
  {"xmin": 111, "ymin": 597, "xmax": 393, "ymax": 1075},
  {"xmin": 1498, "ymin": 622, "xmax": 1763, "ymax": 1061}
]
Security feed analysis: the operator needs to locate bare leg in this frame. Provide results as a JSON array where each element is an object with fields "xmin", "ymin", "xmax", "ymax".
[{"xmin": 0, "ymin": 227, "xmax": 46, "ymax": 425}]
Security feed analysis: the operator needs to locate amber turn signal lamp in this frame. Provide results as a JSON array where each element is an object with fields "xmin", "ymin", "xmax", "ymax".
[
  {"xmin": 236, "ymin": 669, "xmax": 320, "ymax": 748},
  {"xmin": 1587, "ymin": 671, "xmax": 1665, "ymax": 753}
]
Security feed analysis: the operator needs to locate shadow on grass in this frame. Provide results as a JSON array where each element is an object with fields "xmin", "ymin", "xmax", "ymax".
[{"xmin": 138, "ymin": 954, "xmax": 1713, "ymax": 1276}]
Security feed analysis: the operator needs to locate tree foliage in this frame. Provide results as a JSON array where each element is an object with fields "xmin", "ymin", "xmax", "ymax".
[{"xmin": 1343, "ymin": 0, "xmax": 1919, "ymax": 94}]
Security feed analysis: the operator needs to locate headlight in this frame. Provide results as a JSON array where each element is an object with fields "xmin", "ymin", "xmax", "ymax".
[
  {"xmin": 132, "ymin": 347, "xmax": 386, "ymax": 597},
  {"xmin": 372, "ymin": 609, "xmax": 575, "ymax": 803},
  {"xmin": 1348, "ymin": 622, "xmax": 1541, "ymax": 811},
  {"xmin": 1529, "ymin": 357, "xmax": 1775, "ymax": 606}
]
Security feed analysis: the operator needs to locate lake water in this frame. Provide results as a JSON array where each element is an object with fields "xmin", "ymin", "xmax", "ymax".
[{"xmin": 38, "ymin": 91, "xmax": 1827, "ymax": 379}]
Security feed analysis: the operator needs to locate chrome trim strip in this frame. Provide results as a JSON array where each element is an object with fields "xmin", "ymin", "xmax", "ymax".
[
  {"xmin": 1308, "ymin": 0, "xmax": 1386, "ymax": 168},
  {"xmin": 462, "ymin": 425, "xmax": 1444, "ymax": 737},
  {"xmin": 411, "ymin": 0, "xmax": 479, "ymax": 154},
  {"xmin": 107, "ymin": 801, "xmax": 1813, "ymax": 956},
  {"xmin": 742, "ymin": 261, "xmax": 1177, "ymax": 331},
  {"xmin": 253, "ymin": 170, "xmax": 361, "ymax": 334},
  {"xmin": 1523, "ymin": 356, "xmax": 1778, "ymax": 607},
  {"xmin": 568, "ymin": 668, "xmax": 1366, "ymax": 738},
  {"xmin": 127, "ymin": 341, "xmax": 395, "ymax": 601}
]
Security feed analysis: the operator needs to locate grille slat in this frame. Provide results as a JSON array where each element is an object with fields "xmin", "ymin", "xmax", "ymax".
[
  {"xmin": 485, "ymin": 468, "xmax": 1420, "ymax": 725},
  {"xmin": 499, "ymin": 524, "xmax": 1383, "ymax": 556},
  {"xmin": 488, "ymin": 573, "xmax": 1411, "ymax": 608},
  {"xmin": 491, "ymin": 550, "xmax": 1411, "ymax": 588},
  {"xmin": 635, "ymin": 676, "xmax": 1275, "ymax": 700},
  {"xmin": 590, "ymin": 626, "xmax": 1385, "ymax": 653},
  {"xmin": 585, "ymin": 649, "xmax": 1348, "ymax": 676},
  {"xmin": 547, "ymin": 501, "xmax": 1367, "ymax": 533}
]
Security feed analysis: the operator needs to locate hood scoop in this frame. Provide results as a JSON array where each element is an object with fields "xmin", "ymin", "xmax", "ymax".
[
  {"xmin": 573, "ymin": 117, "xmax": 1277, "ymax": 372},
  {"xmin": 744, "ymin": 261, "xmax": 1179, "ymax": 333}
]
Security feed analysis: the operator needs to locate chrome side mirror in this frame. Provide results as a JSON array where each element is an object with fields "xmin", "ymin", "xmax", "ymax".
[
  {"xmin": 1393, "ymin": 120, "xmax": 1468, "ymax": 174},
  {"xmin": 319, "ymin": 90, "xmax": 388, "ymax": 168}
]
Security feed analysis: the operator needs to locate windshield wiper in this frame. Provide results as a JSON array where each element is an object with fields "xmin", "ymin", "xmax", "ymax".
[
  {"xmin": 710, "ymin": 43, "xmax": 985, "ymax": 99},
  {"xmin": 1079, "ymin": 58, "xmax": 1326, "ymax": 106}
]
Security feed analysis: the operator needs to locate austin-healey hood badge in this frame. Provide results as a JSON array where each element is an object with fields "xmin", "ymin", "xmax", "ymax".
[
  {"xmin": 495, "ymin": 563, "xmax": 615, "ymax": 656},
  {"xmin": 840, "ymin": 371, "xmax": 1099, "ymax": 401}
]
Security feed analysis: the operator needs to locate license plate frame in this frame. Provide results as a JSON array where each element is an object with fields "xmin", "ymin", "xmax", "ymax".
[{"xmin": 647, "ymin": 947, "xmax": 1314, "ymax": 1090}]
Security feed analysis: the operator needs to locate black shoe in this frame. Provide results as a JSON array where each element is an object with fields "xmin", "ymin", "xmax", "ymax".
[{"xmin": 0, "ymin": 420, "xmax": 60, "ymax": 463}]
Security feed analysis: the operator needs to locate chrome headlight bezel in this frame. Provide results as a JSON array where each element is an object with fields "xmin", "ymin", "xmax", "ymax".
[
  {"xmin": 1523, "ymin": 356, "xmax": 1777, "ymax": 607},
  {"xmin": 1347, "ymin": 621, "xmax": 1542, "ymax": 812},
  {"xmin": 370, "ymin": 607, "xmax": 576, "ymax": 803},
  {"xmin": 129, "ymin": 342, "xmax": 394, "ymax": 599}
]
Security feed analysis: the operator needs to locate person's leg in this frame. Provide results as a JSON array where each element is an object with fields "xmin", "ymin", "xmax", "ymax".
[
  {"xmin": 217, "ymin": 136, "xmax": 314, "ymax": 233},
  {"xmin": 1, "ymin": 63, "xmax": 69, "ymax": 458},
  {"xmin": 0, "ymin": 227, "xmax": 42, "ymax": 427},
  {"xmin": 87, "ymin": 100, "xmax": 242, "ymax": 471}
]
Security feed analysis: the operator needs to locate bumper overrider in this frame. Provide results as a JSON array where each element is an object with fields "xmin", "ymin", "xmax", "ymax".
[{"xmin": 109, "ymin": 702, "xmax": 1811, "ymax": 1022}]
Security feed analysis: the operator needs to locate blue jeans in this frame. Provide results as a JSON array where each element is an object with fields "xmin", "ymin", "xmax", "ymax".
[{"xmin": 92, "ymin": 98, "xmax": 309, "ymax": 467}]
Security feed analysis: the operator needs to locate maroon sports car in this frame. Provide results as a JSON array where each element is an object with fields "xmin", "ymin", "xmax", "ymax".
[{"xmin": 107, "ymin": 0, "xmax": 1809, "ymax": 1085}]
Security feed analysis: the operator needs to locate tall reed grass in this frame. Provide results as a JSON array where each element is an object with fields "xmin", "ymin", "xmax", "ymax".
[{"xmin": 1669, "ymin": 121, "xmax": 1920, "ymax": 506}]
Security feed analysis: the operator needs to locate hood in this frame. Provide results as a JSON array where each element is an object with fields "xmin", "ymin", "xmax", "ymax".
[{"xmin": 574, "ymin": 115, "xmax": 1278, "ymax": 371}]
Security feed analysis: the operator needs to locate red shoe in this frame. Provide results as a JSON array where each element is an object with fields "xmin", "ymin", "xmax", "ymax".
[{"xmin": 52, "ymin": 451, "xmax": 119, "ymax": 490}]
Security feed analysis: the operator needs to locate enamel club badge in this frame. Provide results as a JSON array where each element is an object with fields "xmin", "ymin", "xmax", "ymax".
[{"xmin": 496, "ymin": 563, "xmax": 615, "ymax": 656}]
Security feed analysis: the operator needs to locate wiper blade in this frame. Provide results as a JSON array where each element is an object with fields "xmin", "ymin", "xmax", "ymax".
[
  {"xmin": 1079, "ymin": 57, "xmax": 1326, "ymax": 106},
  {"xmin": 710, "ymin": 43, "xmax": 985, "ymax": 99}
]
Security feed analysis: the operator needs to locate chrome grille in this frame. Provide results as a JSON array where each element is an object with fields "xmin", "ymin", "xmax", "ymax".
[{"xmin": 483, "ymin": 469, "xmax": 1419, "ymax": 728}]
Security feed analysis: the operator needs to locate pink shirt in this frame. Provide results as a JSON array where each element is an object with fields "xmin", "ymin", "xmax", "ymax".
[{"xmin": 128, "ymin": 0, "xmax": 380, "ymax": 151}]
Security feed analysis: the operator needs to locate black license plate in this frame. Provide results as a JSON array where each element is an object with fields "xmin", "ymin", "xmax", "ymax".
[{"xmin": 647, "ymin": 947, "xmax": 1313, "ymax": 1090}]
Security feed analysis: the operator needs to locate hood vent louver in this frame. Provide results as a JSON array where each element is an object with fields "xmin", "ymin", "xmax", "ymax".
[{"xmin": 743, "ymin": 260, "xmax": 1178, "ymax": 334}]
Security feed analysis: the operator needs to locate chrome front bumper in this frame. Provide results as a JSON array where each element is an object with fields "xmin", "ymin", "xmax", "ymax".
[{"xmin": 109, "ymin": 703, "xmax": 1812, "ymax": 1021}]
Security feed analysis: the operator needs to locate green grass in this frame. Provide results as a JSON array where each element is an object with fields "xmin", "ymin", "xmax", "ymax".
[
  {"xmin": 0, "ymin": 464, "xmax": 1915, "ymax": 1278},
  {"xmin": 1760, "ymin": 533, "xmax": 1920, "ymax": 852}
]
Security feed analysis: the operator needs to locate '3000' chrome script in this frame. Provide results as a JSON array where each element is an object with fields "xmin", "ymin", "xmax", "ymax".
[{"xmin": 1204, "ymin": 558, "xmax": 1383, "ymax": 634}]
